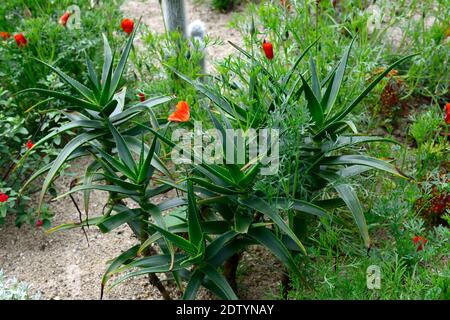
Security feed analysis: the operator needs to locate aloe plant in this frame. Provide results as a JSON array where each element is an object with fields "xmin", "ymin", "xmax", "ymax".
[
  {"xmin": 173, "ymin": 37, "xmax": 416, "ymax": 248},
  {"xmin": 89, "ymin": 38, "xmax": 418, "ymax": 300},
  {"xmin": 87, "ymin": 111, "xmax": 323, "ymax": 299},
  {"xmin": 16, "ymin": 19, "xmax": 418, "ymax": 300},
  {"xmin": 17, "ymin": 24, "xmax": 177, "ymax": 298},
  {"xmin": 18, "ymin": 23, "xmax": 173, "ymax": 212},
  {"xmin": 143, "ymin": 37, "xmax": 417, "ymax": 297}
]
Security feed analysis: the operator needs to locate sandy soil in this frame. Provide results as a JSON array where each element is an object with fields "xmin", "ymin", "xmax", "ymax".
[{"xmin": 0, "ymin": 157, "xmax": 170, "ymax": 300}]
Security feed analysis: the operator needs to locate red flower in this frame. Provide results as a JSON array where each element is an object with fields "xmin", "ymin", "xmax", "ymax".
[
  {"xmin": 262, "ymin": 39, "xmax": 274, "ymax": 60},
  {"xmin": 168, "ymin": 101, "xmax": 190, "ymax": 123},
  {"xmin": 138, "ymin": 93, "xmax": 145, "ymax": 102},
  {"xmin": 1, "ymin": 31, "xmax": 10, "ymax": 40},
  {"xmin": 59, "ymin": 12, "xmax": 71, "ymax": 27},
  {"xmin": 0, "ymin": 192, "xmax": 8, "ymax": 203},
  {"xmin": 121, "ymin": 18, "xmax": 134, "ymax": 35},
  {"xmin": 412, "ymin": 235, "xmax": 428, "ymax": 251},
  {"xmin": 14, "ymin": 33, "xmax": 27, "ymax": 47},
  {"xmin": 36, "ymin": 219, "xmax": 43, "ymax": 227},
  {"xmin": 26, "ymin": 140, "xmax": 34, "ymax": 150},
  {"xmin": 445, "ymin": 102, "xmax": 450, "ymax": 125}
]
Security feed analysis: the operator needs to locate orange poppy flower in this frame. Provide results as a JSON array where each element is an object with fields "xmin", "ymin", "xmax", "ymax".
[
  {"xmin": 262, "ymin": 39, "xmax": 274, "ymax": 60},
  {"xmin": 14, "ymin": 33, "xmax": 27, "ymax": 47},
  {"xmin": 121, "ymin": 18, "xmax": 134, "ymax": 35},
  {"xmin": 168, "ymin": 101, "xmax": 190, "ymax": 123},
  {"xmin": 1, "ymin": 31, "xmax": 10, "ymax": 40}
]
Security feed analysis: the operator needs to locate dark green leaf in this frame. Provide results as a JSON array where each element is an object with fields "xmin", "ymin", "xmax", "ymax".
[{"xmin": 335, "ymin": 184, "xmax": 370, "ymax": 248}]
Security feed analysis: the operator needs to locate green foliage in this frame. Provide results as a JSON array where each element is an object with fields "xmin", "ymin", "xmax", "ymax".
[
  {"xmin": 179, "ymin": 32, "xmax": 414, "ymax": 249},
  {"xmin": 18, "ymin": 23, "xmax": 174, "ymax": 214},
  {"xmin": 2, "ymin": 0, "xmax": 448, "ymax": 301},
  {"xmin": 289, "ymin": 182, "xmax": 449, "ymax": 300},
  {"xmin": 0, "ymin": 0, "xmax": 124, "ymax": 108},
  {"xmin": 0, "ymin": 88, "xmax": 58, "ymax": 225},
  {"xmin": 100, "ymin": 29, "xmax": 414, "ymax": 298},
  {"xmin": 409, "ymin": 108, "xmax": 449, "ymax": 177},
  {"xmin": 410, "ymin": 109, "xmax": 442, "ymax": 145},
  {"xmin": 135, "ymin": 29, "xmax": 209, "ymax": 116},
  {"xmin": 0, "ymin": 270, "xmax": 40, "ymax": 300},
  {"xmin": 211, "ymin": 0, "xmax": 236, "ymax": 12},
  {"xmin": 0, "ymin": 0, "xmax": 126, "ymax": 225}
]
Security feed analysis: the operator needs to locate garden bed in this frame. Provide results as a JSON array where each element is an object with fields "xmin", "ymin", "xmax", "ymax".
[
  {"xmin": 0, "ymin": 0, "xmax": 448, "ymax": 301},
  {"xmin": 0, "ymin": 0, "xmax": 283, "ymax": 300},
  {"xmin": 0, "ymin": 157, "xmax": 283, "ymax": 299}
]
